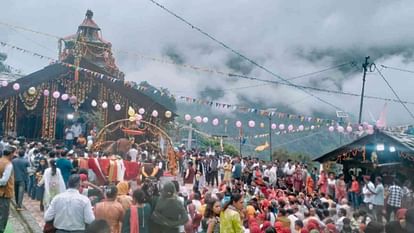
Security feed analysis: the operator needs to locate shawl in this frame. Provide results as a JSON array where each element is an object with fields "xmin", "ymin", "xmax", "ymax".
[
  {"xmin": 130, "ymin": 205, "xmax": 139, "ymax": 233},
  {"xmin": 152, "ymin": 196, "xmax": 189, "ymax": 227}
]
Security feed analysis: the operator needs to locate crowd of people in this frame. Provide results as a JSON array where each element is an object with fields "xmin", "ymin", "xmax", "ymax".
[{"xmin": 0, "ymin": 135, "xmax": 414, "ymax": 233}]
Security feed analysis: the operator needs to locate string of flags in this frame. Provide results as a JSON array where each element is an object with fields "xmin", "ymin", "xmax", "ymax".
[{"xmin": 177, "ymin": 95, "xmax": 337, "ymax": 124}]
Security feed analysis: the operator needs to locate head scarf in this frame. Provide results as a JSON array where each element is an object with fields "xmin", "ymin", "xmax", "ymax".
[{"xmin": 116, "ymin": 181, "xmax": 129, "ymax": 196}]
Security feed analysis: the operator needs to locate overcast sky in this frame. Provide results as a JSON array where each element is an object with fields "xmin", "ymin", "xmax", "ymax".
[{"xmin": 1, "ymin": 0, "xmax": 414, "ymax": 126}]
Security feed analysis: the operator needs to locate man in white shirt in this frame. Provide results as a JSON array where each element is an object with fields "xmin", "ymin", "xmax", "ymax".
[
  {"xmin": 362, "ymin": 175, "xmax": 375, "ymax": 218},
  {"xmin": 372, "ymin": 176, "xmax": 385, "ymax": 222},
  {"xmin": 44, "ymin": 174, "xmax": 95, "ymax": 232},
  {"xmin": 71, "ymin": 122, "xmax": 83, "ymax": 145},
  {"xmin": 127, "ymin": 144, "xmax": 139, "ymax": 162}
]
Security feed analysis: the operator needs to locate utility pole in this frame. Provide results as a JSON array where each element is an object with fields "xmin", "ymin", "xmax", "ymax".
[
  {"xmin": 358, "ymin": 56, "xmax": 370, "ymax": 124},
  {"xmin": 187, "ymin": 122, "xmax": 193, "ymax": 149},
  {"xmin": 268, "ymin": 115, "xmax": 272, "ymax": 161}
]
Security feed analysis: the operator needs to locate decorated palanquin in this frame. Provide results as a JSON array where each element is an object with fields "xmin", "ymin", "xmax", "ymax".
[
  {"xmin": 0, "ymin": 10, "xmax": 176, "ymax": 140},
  {"xmin": 74, "ymin": 156, "xmax": 141, "ymax": 185}
]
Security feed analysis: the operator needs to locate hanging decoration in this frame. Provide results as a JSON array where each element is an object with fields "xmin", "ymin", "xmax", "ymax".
[
  {"xmin": 202, "ymin": 117, "xmax": 209, "ymax": 123},
  {"xmin": 1, "ymin": 80, "xmax": 8, "ymax": 87},
  {"xmin": 271, "ymin": 123, "xmax": 277, "ymax": 130},
  {"xmin": 184, "ymin": 114, "xmax": 192, "ymax": 121},
  {"xmin": 212, "ymin": 118, "xmax": 219, "ymax": 126},
  {"xmin": 114, "ymin": 104, "xmax": 121, "ymax": 111},
  {"xmin": 27, "ymin": 87, "xmax": 36, "ymax": 95},
  {"xmin": 18, "ymin": 86, "xmax": 42, "ymax": 111},
  {"xmin": 91, "ymin": 99, "xmax": 97, "ymax": 107},
  {"xmin": 279, "ymin": 124, "xmax": 285, "ymax": 130},
  {"xmin": 165, "ymin": 111, "xmax": 172, "ymax": 118},
  {"xmin": 236, "ymin": 120, "xmax": 242, "ymax": 128},
  {"xmin": 346, "ymin": 126, "xmax": 353, "ymax": 133},
  {"xmin": 43, "ymin": 89, "xmax": 50, "ymax": 96},
  {"xmin": 69, "ymin": 95, "xmax": 77, "ymax": 104},
  {"xmin": 102, "ymin": 101, "xmax": 108, "ymax": 109},
  {"xmin": 5, "ymin": 96, "xmax": 17, "ymax": 136},
  {"xmin": 0, "ymin": 99, "xmax": 8, "ymax": 112},
  {"xmin": 335, "ymin": 146, "xmax": 366, "ymax": 163},
  {"xmin": 138, "ymin": 108, "xmax": 145, "ymax": 115},
  {"xmin": 298, "ymin": 125, "xmax": 304, "ymax": 131},
  {"xmin": 152, "ymin": 110, "xmax": 158, "ymax": 117},
  {"xmin": 13, "ymin": 83, "xmax": 20, "ymax": 91},
  {"xmin": 194, "ymin": 116, "xmax": 202, "ymax": 123},
  {"xmin": 248, "ymin": 120, "xmax": 255, "ymax": 128},
  {"xmin": 337, "ymin": 126, "xmax": 344, "ymax": 133},
  {"xmin": 61, "ymin": 94, "xmax": 69, "ymax": 101},
  {"xmin": 52, "ymin": 91, "xmax": 60, "ymax": 99}
]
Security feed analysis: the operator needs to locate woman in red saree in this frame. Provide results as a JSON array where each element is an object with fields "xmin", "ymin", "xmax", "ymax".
[
  {"xmin": 318, "ymin": 171, "xmax": 328, "ymax": 194},
  {"xmin": 335, "ymin": 174, "xmax": 347, "ymax": 202}
]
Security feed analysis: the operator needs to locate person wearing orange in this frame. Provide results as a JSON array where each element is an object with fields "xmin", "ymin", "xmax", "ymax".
[{"xmin": 306, "ymin": 173, "xmax": 314, "ymax": 194}]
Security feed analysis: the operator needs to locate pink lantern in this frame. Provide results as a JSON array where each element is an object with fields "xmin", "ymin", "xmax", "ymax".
[
  {"xmin": 114, "ymin": 104, "xmax": 121, "ymax": 111},
  {"xmin": 346, "ymin": 126, "xmax": 353, "ymax": 133},
  {"xmin": 235, "ymin": 120, "xmax": 242, "ymax": 128},
  {"xmin": 358, "ymin": 125, "xmax": 364, "ymax": 131},
  {"xmin": 367, "ymin": 124, "xmax": 374, "ymax": 130},
  {"xmin": 136, "ymin": 114, "xmax": 143, "ymax": 121},
  {"xmin": 152, "ymin": 110, "xmax": 158, "ymax": 117},
  {"xmin": 1, "ymin": 80, "xmax": 8, "ymax": 87},
  {"xmin": 279, "ymin": 124, "xmax": 285, "ymax": 130},
  {"xmin": 271, "ymin": 123, "xmax": 277, "ymax": 130},
  {"xmin": 184, "ymin": 114, "xmax": 192, "ymax": 121},
  {"xmin": 138, "ymin": 108, "xmax": 145, "ymax": 115},
  {"xmin": 61, "ymin": 94, "xmax": 69, "ymax": 101},
  {"xmin": 288, "ymin": 124, "xmax": 294, "ymax": 131},
  {"xmin": 13, "ymin": 83, "xmax": 20, "ymax": 91},
  {"xmin": 202, "ymin": 117, "xmax": 209, "ymax": 123},
  {"xmin": 69, "ymin": 96, "xmax": 77, "ymax": 104},
  {"xmin": 212, "ymin": 118, "xmax": 219, "ymax": 126},
  {"xmin": 52, "ymin": 91, "xmax": 60, "ymax": 99},
  {"xmin": 310, "ymin": 125, "xmax": 315, "ymax": 130},
  {"xmin": 328, "ymin": 126, "xmax": 335, "ymax": 132},
  {"xmin": 248, "ymin": 120, "xmax": 255, "ymax": 128},
  {"xmin": 43, "ymin": 90, "xmax": 50, "ymax": 96},
  {"xmin": 195, "ymin": 116, "xmax": 202, "ymax": 123},
  {"xmin": 367, "ymin": 128, "xmax": 374, "ymax": 135},
  {"xmin": 337, "ymin": 126, "xmax": 344, "ymax": 133},
  {"xmin": 298, "ymin": 125, "xmax": 304, "ymax": 131}
]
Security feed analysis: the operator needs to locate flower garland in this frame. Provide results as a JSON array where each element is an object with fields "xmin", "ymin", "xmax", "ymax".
[
  {"xmin": 18, "ymin": 85, "xmax": 43, "ymax": 110},
  {"xmin": 0, "ymin": 99, "xmax": 8, "ymax": 112}
]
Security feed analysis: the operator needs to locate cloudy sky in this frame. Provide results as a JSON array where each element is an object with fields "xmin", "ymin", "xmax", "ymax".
[{"xmin": 1, "ymin": 0, "xmax": 414, "ymax": 126}]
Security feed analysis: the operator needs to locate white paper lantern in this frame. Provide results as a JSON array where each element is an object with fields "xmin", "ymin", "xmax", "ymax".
[
  {"xmin": 337, "ymin": 126, "xmax": 344, "ymax": 133},
  {"xmin": 69, "ymin": 96, "xmax": 77, "ymax": 104},
  {"xmin": 165, "ymin": 111, "xmax": 172, "ymax": 118},
  {"xmin": 328, "ymin": 126, "xmax": 335, "ymax": 132},
  {"xmin": 91, "ymin": 99, "xmax": 97, "ymax": 107},
  {"xmin": 114, "ymin": 104, "xmax": 121, "ymax": 111},
  {"xmin": 310, "ymin": 125, "xmax": 315, "ymax": 130},
  {"xmin": 152, "ymin": 110, "xmax": 158, "ymax": 117},
  {"xmin": 212, "ymin": 118, "xmax": 219, "ymax": 126},
  {"xmin": 235, "ymin": 120, "xmax": 242, "ymax": 128},
  {"xmin": 358, "ymin": 125, "xmax": 364, "ymax": 131},
  {"xmin": 248, "ymin": 120, "xmax": 255, "ymax": 128},
  {"xmin": 346, "ymin": 126, "xmax": 353, "ymax": 133},
  {"xmin": 298, "ymin": 125, "xmax": 304, "ymax": 131},
  {"xmin": 260, "ymin": 122, "xmax": 265, "ymax": 128},
  {"xmin": 61, "ymin": 94, "xmax": 69, "ymax": 101},
  {"xmin": 138, "ymin": 108, "xmax": 145, "ymax": 115},
  {"xmin": 1, "ymin": 80, "xmax": 8, "ymax": 87},
  {"xmin": 184, "ymin": 114, "xmax": 192, "ymax": 121},
  {"xmin": 28, "ymin": 87, "xmax": 36, "ymax": 95},
  {"xmin": 102, "ymin": 101, "xmax": 108, "ymax": 109},
  {"xmin": 288, "ymin": 124, "xmax": 294, "ymax": 131},
  {"xmin": 279, "ymin": 124, "xmax": 285, "ymax": 130},
  {"xmin": 271, "ymin": 123, "xmax": 277, "ymax": 130},
  {"xmin": 43, "ymin": 90, "xmax": 50, "ymax": 96},
  {"xmin": 13, "ymin": 83, "xmax": 20, "ymax": 91},
  {"xmin": 202, "ymin": 117, "xmax": 209, "ymax": 123},
  {"xmin": 52, "ymin": 91, "xmax": 60, "ymax": 99},
  {"xmin": 195, "ymin": 116, "xmax": 202, "ymax": 123}
]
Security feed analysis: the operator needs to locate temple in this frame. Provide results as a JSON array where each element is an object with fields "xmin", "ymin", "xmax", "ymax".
[{"xmin": 0, "ymin": 10, "xmax": 176, "ymax": 141}]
